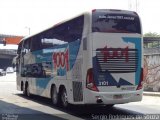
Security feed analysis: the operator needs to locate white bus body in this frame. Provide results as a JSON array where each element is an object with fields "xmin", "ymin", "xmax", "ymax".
[{"xmin": 16, "ymin": 9, "xmax": 143, "ymax": 107}]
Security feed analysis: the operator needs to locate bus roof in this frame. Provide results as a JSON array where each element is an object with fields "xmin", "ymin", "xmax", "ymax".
[
  {"xmin": 92, "ymin": 9, "xmax": 138, "ymax": 15},
  {"xmin": 20, "ymin": 12, "xmax": 89, "ymax": 43},
  {"xmin": 20, "ymin": 9, "xmax": 138, "ymax": 43}
]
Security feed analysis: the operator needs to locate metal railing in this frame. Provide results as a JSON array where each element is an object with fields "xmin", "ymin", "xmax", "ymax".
[{"xmin": 0, "ymin": 49, "xmax": 17, "ymax": 55}]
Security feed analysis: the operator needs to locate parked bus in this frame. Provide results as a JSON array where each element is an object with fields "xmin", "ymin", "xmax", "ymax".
[{"xmin": 16, "ymin": 9, "xmax": 143, "ymax": 108}]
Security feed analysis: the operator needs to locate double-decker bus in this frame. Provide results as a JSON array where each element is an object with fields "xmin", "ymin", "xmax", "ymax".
[{"xmin": 16, "ymin": 9, "xmax": 143, "ymax": 108}]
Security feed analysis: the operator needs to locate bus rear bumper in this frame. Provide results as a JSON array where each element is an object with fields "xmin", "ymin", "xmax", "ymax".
[{"xmin": 84, "ymin": 89, "xmax": 143, "ymax": 105}]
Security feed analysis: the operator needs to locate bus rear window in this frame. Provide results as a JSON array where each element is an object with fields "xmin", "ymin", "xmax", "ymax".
[{"xmin": 92, "ymin": 12, "xmax": 141, "ymax": 34}]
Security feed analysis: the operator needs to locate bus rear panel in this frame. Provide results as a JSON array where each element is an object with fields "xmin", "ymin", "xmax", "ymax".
[{"xmin": 84, "ymin": 9, "xmax": 143, "ymax": 105}]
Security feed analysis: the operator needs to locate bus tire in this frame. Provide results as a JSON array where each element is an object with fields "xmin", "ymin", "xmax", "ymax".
[
  {"xmin": 51, "ymin": 86, "xmax": 59, "ymax": 106},
  {"xmin": 60, "ymin": 88, "xmax": 69, "ymax": 108}
]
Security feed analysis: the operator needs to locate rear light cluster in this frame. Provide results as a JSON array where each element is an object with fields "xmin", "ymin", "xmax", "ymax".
[
  {"xmin": 136, "ymin": 68, "xmax": 144, "ymax": 90},
  {"xmin": 92, "ymin": 9, "xmax": 96, "ymax": 12},
  {"xmin": 86, "ymin": 68, "xmax": 99, "ymax": 92}
]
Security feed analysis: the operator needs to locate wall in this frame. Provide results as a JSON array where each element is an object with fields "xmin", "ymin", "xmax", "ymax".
[{"xmin": 144, "ymin": 54, "xmax": 160, "ymax": 92}]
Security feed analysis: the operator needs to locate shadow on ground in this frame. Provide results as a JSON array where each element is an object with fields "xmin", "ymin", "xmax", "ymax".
[
  {"xmin": 15, "ymin": 94, "xmax": 144, "ymax": 120},
  {"xmin": 0, "ymin": 99, "xmax": 67, "ymax": 120}
]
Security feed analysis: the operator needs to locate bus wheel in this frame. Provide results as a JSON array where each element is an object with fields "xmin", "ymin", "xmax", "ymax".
[
  {"xmin": 61, "ymin": 88, "xmax": 69, "ymax": 108},
  {"xmin": 51, "ymin": 86, "xmax": 59, "ymax": 106}
]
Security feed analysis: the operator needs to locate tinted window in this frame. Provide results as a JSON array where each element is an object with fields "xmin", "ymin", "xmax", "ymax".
[
  {"xmin": 17, "ymin": 41, "xmax": 23, "ymax": 55},
  {"xmin": 28, "ymin": 15, "xmax": 84, "ymax": 51},
  {"xmin": 48, "ymin": 15, "xmax": 84, "ymax": 43},
  {"xmin": 21, "ymin": 62, "xmax": 52, "ymax": 78},
  {"xmin": 92, "ymin": 11, "xmax": 141, "ymax": 34},
  {"xmin": 23, "ymin": 39, "xmax": 31, "ymax": 54},
  {"xmin": 30, "ymin": 37, "xmax": 42, "ymax": 51}
]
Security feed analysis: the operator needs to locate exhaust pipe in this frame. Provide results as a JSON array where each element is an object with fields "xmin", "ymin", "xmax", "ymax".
[{"xmin": 96, "ymin": 97, "xmax": 103, "ymax": 103}]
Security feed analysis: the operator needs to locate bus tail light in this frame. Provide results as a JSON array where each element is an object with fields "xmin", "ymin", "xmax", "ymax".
[
  {"xmin": 136, "ymin": 68, "xmax": 144, "ymax": 90},
  {"xmin": 86, "ymin": 68, "xmax": 99, "ymax": 92},
  {"xmin": 92, "ymin": 9, "xmax": 96, "ymax": 12}
]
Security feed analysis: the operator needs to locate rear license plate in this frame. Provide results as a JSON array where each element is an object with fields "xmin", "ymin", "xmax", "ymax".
[{"xmin": 113, "ymin": 94, "xmax": 123, "ymax": 99}]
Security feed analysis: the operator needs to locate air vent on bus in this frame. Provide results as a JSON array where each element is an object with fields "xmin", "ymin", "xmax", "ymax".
[
  {"xmin": 95, "ymin": 48, "xmax": 138, "ymax": 73},
  {"xmin": 72, "ymin": 81, "xmax": 83, "ymax": 102}
]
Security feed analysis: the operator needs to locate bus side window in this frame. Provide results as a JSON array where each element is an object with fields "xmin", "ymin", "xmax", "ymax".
[
  {"xmin": 25, "ymin": 39, "xmax": 31, "ymax": 53},
  {"xmin": 47, "ymin": 15, "xmax": 84, "ymax": 44},
  {"xmin": 21, "ymin": 39, "xmax": 31, "ymax": 56},
  {"xmin": 17, "ymin": 41, "xmax": 23, "ymax": 55},
  {"xmin": 67, "ymin": 15, "xmax": 84, "ymax": 42},
  {"xmin": 62, "ymin": 15, "xmax": 84, "ymax": 43},
  {"xmin": 30, "ymin": 37, "xmax": 41, "ymax": 51},
  {"xmin": 16, "ymin": 41, "xmax": 22, "ymax": 73}
]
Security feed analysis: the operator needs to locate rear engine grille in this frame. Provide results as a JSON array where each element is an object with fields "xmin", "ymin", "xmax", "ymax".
[{"xmin": 96, "ymin": 48, "xmax": 138, "ymax": 73}]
